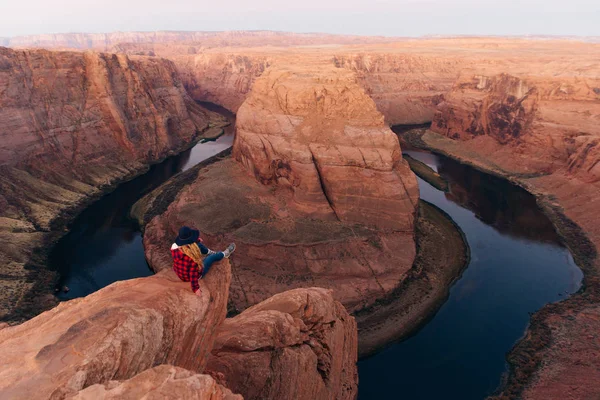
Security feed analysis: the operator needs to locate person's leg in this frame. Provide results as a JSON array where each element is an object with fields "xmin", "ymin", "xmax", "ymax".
[{"xmin": 202, "ymin": 252, "xmax": 224, "ymax": 277}]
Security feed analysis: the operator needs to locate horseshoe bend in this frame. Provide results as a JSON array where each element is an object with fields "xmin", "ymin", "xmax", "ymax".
[{"xmin": 0, "ymin": 30, "xmax": 599, "ymax": 400}]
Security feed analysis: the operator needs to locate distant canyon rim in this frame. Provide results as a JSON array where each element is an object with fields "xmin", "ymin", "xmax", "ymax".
[{"xmin": 0, "ymin": 31, "xmax": 599, "ymax": 399}]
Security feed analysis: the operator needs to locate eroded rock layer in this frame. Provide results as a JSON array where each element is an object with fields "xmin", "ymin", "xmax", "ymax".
[
  {"xmin": 0, "ymin": 46, "xmax": 223, "ymax": 322},
  {"xmin": 206, "ymin": 288, "xmax": 358, "ymax": 400},
  {"xmin": 233, "ymin": 64, "xmax": 419, "ymax": 231},
  {"xmin": 431, "ymin": 72, "xmax": 600, "ymax": 180}
]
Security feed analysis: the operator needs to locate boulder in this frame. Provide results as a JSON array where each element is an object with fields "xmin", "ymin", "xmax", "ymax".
[{"xmin": 206, "ymin": 288, "xmax": 358, "ymax": 400}]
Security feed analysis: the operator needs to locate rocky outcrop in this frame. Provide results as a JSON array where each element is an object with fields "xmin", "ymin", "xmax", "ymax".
[
  {"xmin": 206, "ymin": 288, "xmax": 357, "ymax": 400},
  {"xmin": 431, "ymin": 72, "xmax": 600, "ymax": 181},
  {"xmin": 333, "ymin": 53, "xmax": 460, "ymax": 125},
  {"xmin": 0, "ymin": 257, "xmax": 231, "ymax": 399},
  {"xmin": 0, "ymin": 46, "xmax": 224, "ymax": 322},
  {"xmin": 171, "ymin": 52, "xmax": 273, "ymax": 112},
  {"xmin": 71, "ymin": 365, "xmax": 242, "ymax": 400},
  {"xmin": 234, "ymin": 64, "xmax": 419, "ymax": 230}
]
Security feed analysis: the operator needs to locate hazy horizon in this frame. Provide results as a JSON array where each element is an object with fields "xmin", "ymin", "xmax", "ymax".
[{"xmin": 1, "ymin": 0, "xmax": 599, "ymax": 38}]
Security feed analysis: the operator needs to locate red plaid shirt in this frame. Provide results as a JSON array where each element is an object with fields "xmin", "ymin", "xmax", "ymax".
[{"xmin": 171, "ymin": 242, "xmax": 204, "ymax": 292}]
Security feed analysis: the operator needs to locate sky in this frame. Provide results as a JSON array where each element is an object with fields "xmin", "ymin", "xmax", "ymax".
[{"xmin": 0, "ymin": 0, "xmax": 599, "ymax": 38}]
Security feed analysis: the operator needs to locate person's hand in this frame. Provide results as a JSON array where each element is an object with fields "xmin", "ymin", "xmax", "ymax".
[{"xmin": 194, "ymin": 288, "xmax": 202, "ymax": 296}]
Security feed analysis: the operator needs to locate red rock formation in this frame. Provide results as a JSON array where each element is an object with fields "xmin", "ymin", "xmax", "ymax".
[
  {"xmin": 71, "ymin": 365, "xmax": 242, "ymax": 400},
  {"xmin": 431, "ymin": 71, "xmax": 600, "ymax": 181},
  {"xmin": 0, "ymin": 46, "xmax": 223, "ymax": 322},
  {"xmin": 139, "ymin": 64, "xmax": 418, "ymax": 317},
  {"xmin": 333, "ymin": 53, "xmax": 459, "ymax": 125},
  {"xmin": 171, "ymin": 52, "xmax": 272, "ymax": 112},
  {"xmin": 234, "ymin": 64, "xmax": 419, "ymax": 231},
  {"xmin": 206, "ymin": 288, "xmax": 358, "ymax": 400},
  {"xmin": 0, "ymin": 259, "xmax": 231, "ymax": 399}
]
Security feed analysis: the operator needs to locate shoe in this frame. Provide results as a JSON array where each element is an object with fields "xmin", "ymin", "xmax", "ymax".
[{"xmin": 223, "ymin": 243, "xmax": 236, "ymax": 258}]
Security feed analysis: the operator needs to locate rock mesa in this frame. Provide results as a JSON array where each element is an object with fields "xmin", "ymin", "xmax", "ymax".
[{"xmin": 234, "ymin": 64, "xmax": 418, "ymax": 231}]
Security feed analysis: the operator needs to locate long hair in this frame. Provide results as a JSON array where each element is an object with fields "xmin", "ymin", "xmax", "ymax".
[{"xmin": 179, "ymin": 243, "xmax": 204, "ymax": 266}]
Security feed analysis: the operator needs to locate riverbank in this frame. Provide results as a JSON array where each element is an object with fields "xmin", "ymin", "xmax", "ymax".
[
  {"xmin": 355, "ymin": 200, "xmax": 469, "ymax": 357},
  {"xmin": 403, "ymin": 154, "xmax": 449, "ymax": 192},
  {"xmin": 401, "ymin": 128, "xmax": 599, "ymax": 399},
  {"xmin": 1, "ymin": 112, "xmax": 230, "ymax": 324}
]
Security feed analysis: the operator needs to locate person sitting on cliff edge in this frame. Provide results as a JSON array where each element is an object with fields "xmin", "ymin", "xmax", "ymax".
[{"xmin": 171, "ymin": 226, "xmax": 236, "ymax": 295}]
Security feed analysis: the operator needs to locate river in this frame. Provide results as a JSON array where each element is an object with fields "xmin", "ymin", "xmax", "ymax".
[
  {"xmin": 49, "ymin": 103, "xmax": 235, "ymax": 300},
  {"xmin": 357, "ymin": 148, "xmax": 583, "ymax": 399}
]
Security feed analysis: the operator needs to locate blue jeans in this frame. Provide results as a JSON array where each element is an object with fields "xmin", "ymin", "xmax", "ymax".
[{"xmin": 202, "ymin": 252, "xmax": 224, "ymax": 277}]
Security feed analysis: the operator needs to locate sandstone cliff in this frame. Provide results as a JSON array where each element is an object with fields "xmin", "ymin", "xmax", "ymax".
[
  {"xmin": 431, "ymin": 72, "xmax": 600, "ymax": 181},
  {"xmin": 0, "ymin": 259, "xmax": 231, "ymax": 399},
  {"xmin": 234, "ymin": 64, "xmax": 419, "ymax": 230},
  {"xmin": 0, "ymin": 46, "xmax": 224, "ymax": 322},
  {"xmin": 333, "ymin": 53, "xmax": 459, "ymax": 125},
  {"xmin": 171, "ymin": 51, "xmax": 273, "ymax": 112},
  {"xmin": 206, "ymin": 288, "xmax": 358, "ymax": 400}
]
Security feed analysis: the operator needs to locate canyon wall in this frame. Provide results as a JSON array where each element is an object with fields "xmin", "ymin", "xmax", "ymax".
[
  {"xmin": 0, "ymin": 46, "xmax": 223, "ymax": 322},
  {"xmin": 431, "ymin": 71, "xmax": 600, "ymax": 181},
  {"xmin": 170, "ymin": 51, "xmax": 273, "ymax": 112},
  {"xmin": 332, "ymin": 53, "xmax": 460, "ymax": 125}
]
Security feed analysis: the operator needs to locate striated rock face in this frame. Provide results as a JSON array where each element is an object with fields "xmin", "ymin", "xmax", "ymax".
[
  {"xmin": 0, "ymin": 259, "xmax": 232, "ymax": 399},
  {"xmin": 333, "ymin": 53, "xmax": 459, "ymax": 125},
  {"xmin": 433, "ymin": 74, "xmax": 539, "ymax": 143},
  {"xmin": 172, "ymin": 52, "xmax": 272, "ymax": 112},
  {"xmin": 431, "ymin": 71, "xmax": 600, "ymax": 181},
  {"xmin": 138, "ymin": 63, "xmax": 419, "ymax": 317},
  {"xmin": 234, "ymin": 64, "xmax": 419, "ymax": 231},
  {"xmin": 0, "ymin": 46, "xmax": 222, "ymax": 322},
  {"xmin": 71, "ymin": 365, "xmax": 242, "ymax": 400},
  {"xmin": 206, "ymin": 288, "xmax": 358, "ymax": 400}
]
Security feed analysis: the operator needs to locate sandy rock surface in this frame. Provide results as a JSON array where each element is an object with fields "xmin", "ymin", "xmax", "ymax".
[
  {"xmin": 70, "ymin": 365, "xmax": 242, "ymax": 400},
  {"xmin": 0, "ymin": 259, "xmax": 231, "ymax": 399}
]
